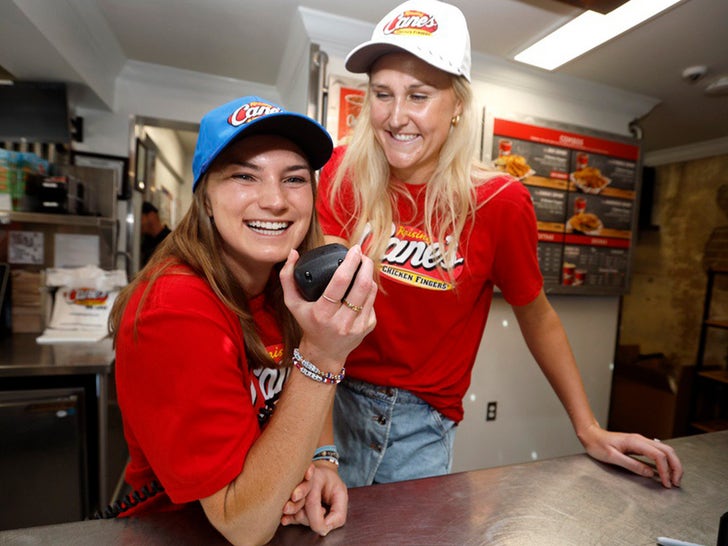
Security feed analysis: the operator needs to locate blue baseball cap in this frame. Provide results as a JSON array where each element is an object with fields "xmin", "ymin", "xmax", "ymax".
[{"xmin": 192, "ymin": 96, "xmax": 333, "ymax": 191}]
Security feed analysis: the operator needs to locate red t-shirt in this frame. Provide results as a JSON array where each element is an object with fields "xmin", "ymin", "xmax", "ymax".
[
  {"xmin": 115, "ymin": 267, "xmax": 287, "ymax": 515},
  {"xmin": 317, "ymin": 146, "xmax": 543, "ymax": 422}
]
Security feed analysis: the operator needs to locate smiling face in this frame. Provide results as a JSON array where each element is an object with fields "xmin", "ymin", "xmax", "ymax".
[
  {"xmin": 368, "ymin": 51, "xmax": 462, "ymax": 185},
  {"xmin": 204, "ymin": 134, "xmax": 314, "ymax": 293}
]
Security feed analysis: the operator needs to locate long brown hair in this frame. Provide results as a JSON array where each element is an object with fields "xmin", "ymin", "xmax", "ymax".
[{"xmin": 109, "ymin": 170, "xmax": 323, "ymax": 369}]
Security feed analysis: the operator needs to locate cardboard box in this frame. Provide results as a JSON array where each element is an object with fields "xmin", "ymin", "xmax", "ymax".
[
  {"xmin": 11, "ymin": 306, "xmax": 44, "ymax": 333},
  {"xmin": 608, "ymin": 346, "xmax": 693, "ymax": 439},
  {"xmin": 9, "ymin": 269, "xmax": 47, "ymax": 333},
  {"xmin": 11, "ymin": 269, "xmax": 43, "ymax": 306}
]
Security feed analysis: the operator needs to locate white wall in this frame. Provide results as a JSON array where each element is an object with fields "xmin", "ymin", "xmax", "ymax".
[
  {"xmin": 454, "ymin": 295, "xmax": 618, "ymax": 472},
  {"xmin": 143, "ymin": 126, "xmax": 187, "ymax": 225},
  {"xmin": 72, "ymin": 61, "xmax": 279, "ymax": 160}
]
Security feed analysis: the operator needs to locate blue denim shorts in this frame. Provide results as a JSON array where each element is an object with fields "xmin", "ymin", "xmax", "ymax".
[{"xmin": 333, "ymin": 377, "xmax": 457, "ymax": 487}]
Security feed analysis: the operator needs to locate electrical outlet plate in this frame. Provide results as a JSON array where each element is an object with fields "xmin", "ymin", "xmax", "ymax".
[{"xmin": 486, "ymin": 402, "xmax": 497, "ymax": 421}]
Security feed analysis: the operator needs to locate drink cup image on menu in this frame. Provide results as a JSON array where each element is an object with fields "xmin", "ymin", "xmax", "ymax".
[
  {"xmin": 562, "ymin": 262, "xmax": 576, "ymax": 285},
  {"xmin": 576, "ymin": 152, "xmax": 589, "ymax": 170},
  {"xmin": 344, "ymin": 93, "xmax": 364, "ymax": 128},
  {"xmin": 498, "ymin": 139, "xmax": 512, "ymax": 157},
  {"xmin": 337, "ymin": 87, "xmax": 366, "ymax": 143}
]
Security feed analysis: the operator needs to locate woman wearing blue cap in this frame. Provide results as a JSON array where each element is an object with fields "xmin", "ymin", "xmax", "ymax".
[
  {"xmin": 317, "ymin": 0, "xmax": 682, "ymax": 490},
  {"xmin": 110, "ymin": 96, "xmax": 376, "ymax": 544}
]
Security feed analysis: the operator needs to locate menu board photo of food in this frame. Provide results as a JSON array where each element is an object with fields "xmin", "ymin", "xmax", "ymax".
[{"xmin": 487, "ymin": 116, "xmax": 641, "ymax": 294}]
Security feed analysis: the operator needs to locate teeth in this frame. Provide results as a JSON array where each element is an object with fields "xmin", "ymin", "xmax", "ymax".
[
  {"xmin": 392, "ymin": 133, "xmax": 417, "ymax": 142},
  {"xmin": 247, "ymin": 220, "xmax": 289, "ymax": 233}
]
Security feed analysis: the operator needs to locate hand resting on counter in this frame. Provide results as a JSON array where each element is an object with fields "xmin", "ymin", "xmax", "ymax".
[{"xmin": 578, "ymin": 424, "xmax": 683, "ymax": 488}]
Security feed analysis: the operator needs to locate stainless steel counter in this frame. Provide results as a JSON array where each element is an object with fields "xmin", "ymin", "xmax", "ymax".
[
  {"xmin": 0, "ymin": 333, "xmax": 115, "ymax": 510},
  {"xmin": 0, "ymin": 333, "xmax": 114, "ymax": 376},
  {"xmin": 1, "ymin": 431, "xmax": 726, "ymax": 545}
]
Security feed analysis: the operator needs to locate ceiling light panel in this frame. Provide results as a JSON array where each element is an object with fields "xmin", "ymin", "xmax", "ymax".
[{"xmin": 514, "ymin": 0, "xmax": 684, "ymax": 71}]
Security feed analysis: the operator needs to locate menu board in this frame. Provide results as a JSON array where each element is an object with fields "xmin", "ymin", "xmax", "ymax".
[{"xmin": 488, "ymin": 117, "xmax": 641, "ymax": 294}]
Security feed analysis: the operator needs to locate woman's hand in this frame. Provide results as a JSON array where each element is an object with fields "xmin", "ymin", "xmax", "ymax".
[
  {"xmin": 578, "ymin": 423, "xmax": 683, "ymax": 488},
  {"xmin": 280, "ymin": 244, "xmax": 377, "ymax": 372},
  {"xmin": 280, "ymin": 462, "xmax": 348, "ymax": 536}
]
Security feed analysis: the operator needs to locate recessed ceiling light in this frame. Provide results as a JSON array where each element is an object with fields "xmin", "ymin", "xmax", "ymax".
[
  {"xmin": 514, "ymin": 0, "xmax": 684, "ymax": 71},
  {"xmin": 681, "ymin": 65, "xmax": 708, "ymax": 83}
]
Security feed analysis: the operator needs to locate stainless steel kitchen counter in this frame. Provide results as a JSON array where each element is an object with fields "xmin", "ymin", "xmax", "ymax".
[
  {"xmin": 1, "ymin": 430, "xmax": 726, "ymax": 545},
  {"xmin": 0, "ymin": 333, "xmax": 114, "ymax": 376}
]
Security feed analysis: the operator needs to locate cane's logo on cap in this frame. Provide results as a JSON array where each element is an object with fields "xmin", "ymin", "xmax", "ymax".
[
  {"xmin": 228, "ymin": 101, "xmax": 282, "ymax": 127},
  {"xmin": 383, "ymin": 9, "xmax": 438, "ymax": 37}
]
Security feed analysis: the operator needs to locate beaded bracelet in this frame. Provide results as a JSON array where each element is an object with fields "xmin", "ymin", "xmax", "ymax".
[
  {"xmin": 312, "ymin": 455, "xmax": 339, "ymax": 466},
  {"xmin": 293, "ymin": 348, "xmax": 345, "ymax": 385},
  {"xmin": 312, "ymin": 444, "xmax": 340, "ymax": 466}
]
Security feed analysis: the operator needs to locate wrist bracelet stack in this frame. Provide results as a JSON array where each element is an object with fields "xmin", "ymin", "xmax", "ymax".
[
  {"xmin": 312, "ymin": 444, "xmax": 340, "ymax": 466},
  {"xmin": 292, "ymin": 348, "xmax": 345, "ymax": 385}
]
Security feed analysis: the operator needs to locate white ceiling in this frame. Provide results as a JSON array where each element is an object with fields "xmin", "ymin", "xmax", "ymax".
[{"xmin": 2, "ymin": 0, "xmax": 727, "ymax": 156}]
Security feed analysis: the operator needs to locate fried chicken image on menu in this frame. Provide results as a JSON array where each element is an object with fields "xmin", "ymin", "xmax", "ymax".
[
  {"xmin": 568, "ymin": 212, "xmax": 602, "ymax": 234},
  {"xmin": 572, "ymin": 166, "xmax": 609, "ymax": 190},
  {"xmin": 494, "ymin": 154, "xmax": 532, "ymax": 179}
]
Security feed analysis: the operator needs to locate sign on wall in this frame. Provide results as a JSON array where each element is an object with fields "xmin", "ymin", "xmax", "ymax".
[
  {"xmin": 326, "ymin": 75, "xmax": 367, "ymax": 146},
  {"xmin": 485, "ymin": 115, "xmax": 641, "ymax": 295},
  {"xmin": 8, "ymin": 230, "xmax": 44, "ymax": 265}
]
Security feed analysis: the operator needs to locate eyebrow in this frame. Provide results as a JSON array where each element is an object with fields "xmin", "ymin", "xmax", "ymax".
[
  {"xmin": 370, "ymin": 80, "xmax": 429, "ymax": 89},
  {"xmin": 228, "ymin": 160, "xmax": 310, "ymax": 173}
]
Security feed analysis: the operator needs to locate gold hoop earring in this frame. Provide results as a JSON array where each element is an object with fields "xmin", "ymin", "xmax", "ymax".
[{"xmin": 451, "ymin": 114, "xmax": 461, "ymax": 127}]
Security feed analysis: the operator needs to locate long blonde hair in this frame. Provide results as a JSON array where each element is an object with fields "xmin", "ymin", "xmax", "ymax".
[
  {"xmin": 109, "ymin": 172, "xmax": 323, "ymax": 369},
  {"xmin": 328, "ymin": 75, "xmax": 499, "ymax": 276}
]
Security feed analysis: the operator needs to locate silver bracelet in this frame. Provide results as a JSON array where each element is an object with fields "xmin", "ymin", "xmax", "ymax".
[{"xmin": 292, "ymin": 348, "xmax": 345, "ymax": 385}]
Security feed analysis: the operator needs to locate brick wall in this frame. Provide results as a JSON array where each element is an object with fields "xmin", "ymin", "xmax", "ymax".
[{"xmin": 619, "ymin": 153, "xmax": 728, "ymax": 367}]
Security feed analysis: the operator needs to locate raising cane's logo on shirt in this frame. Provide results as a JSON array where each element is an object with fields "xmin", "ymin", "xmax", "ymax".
[
  {"xmin": 382, "ymin": 9, "xmax": 438, "ymax": 37},
  {"xmin": 62, "ymin": 288, "xmax": 110, "ymax": 307},
  {"xmin": 228, "ymin": 101, "xmax": 281, "ymax": 127},
  {"xmin": 267, "ymin": 343, "xmax": 284, "ymax": 365},
  {"xmin": 251, "ymin": 343, "xmax": 288, "ymax": 428},
  {"xmin": 378, "ymin": 224, "xmax": 463, "ymax": 291}
]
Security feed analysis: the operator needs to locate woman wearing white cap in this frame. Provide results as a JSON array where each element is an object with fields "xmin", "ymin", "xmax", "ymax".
[
  {"xmin": 317, "ymin": 0, "xmax": 682, "ymax": 489},
  {"xmin": 110, "ymin": 96, "xmax": 377, "ymax": 544}
]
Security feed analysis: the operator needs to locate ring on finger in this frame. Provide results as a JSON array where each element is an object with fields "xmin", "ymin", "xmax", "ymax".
[
  {"xmin": 342, "ymin": 298, "xmax": 363, "ymax": 313},
  {"xmin": 322, "ymin": 294, "xmax": 339, "ymax": 304}
]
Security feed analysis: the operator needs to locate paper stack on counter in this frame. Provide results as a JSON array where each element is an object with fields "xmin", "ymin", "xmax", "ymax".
[{"xmin": 36, "ymin": 266, "xmax": 127, "ymax": 344}]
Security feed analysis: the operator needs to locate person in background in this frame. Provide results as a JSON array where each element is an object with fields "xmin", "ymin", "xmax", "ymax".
[
  {"xmin": 140, "ymin": 201, "xmax": 171, "ymax": 266},
  {"xmin": 110, "ymin": 96, "xmax": 377, "ymax": 545},
  {"xmin": 316, "ymin": 0, "xmax": 682, "ymax": 489}
]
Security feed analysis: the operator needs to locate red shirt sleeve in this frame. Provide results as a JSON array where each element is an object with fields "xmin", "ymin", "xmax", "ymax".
[
  {"xmin": 487, "ymin": 180, "xmax": 543, "ymax": 306},
  {"xmin": 316, "ymin": 146, "xmax": 353, "ymax": 240},
  {"xmin": 116, "ymin": 274, "xmax": 257, "ymax": 504}
]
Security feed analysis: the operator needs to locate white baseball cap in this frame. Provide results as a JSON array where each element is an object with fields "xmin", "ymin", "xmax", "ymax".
[{"xmin": 345, "ymin": 0, "xmax": 471, "ymax": 82}]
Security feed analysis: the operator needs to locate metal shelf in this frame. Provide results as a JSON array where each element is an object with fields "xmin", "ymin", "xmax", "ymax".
[
  {"xmin": 698, "ymin": 369, "xmax": 728, "ymax": 384},
  {"xmin": 705, "ymin": 318, "xmax": 728, "ymax": 330},
  {"xmin": 690, "ymin": 419, "xmax": 728, "ymax": 433},
  {"xmin": 0, "ymin": 210, "xmax": 116, "ymax": 228},
  {"xmin": 690, "ymin": 267, "xmax": 728, "ymax": 434}
]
